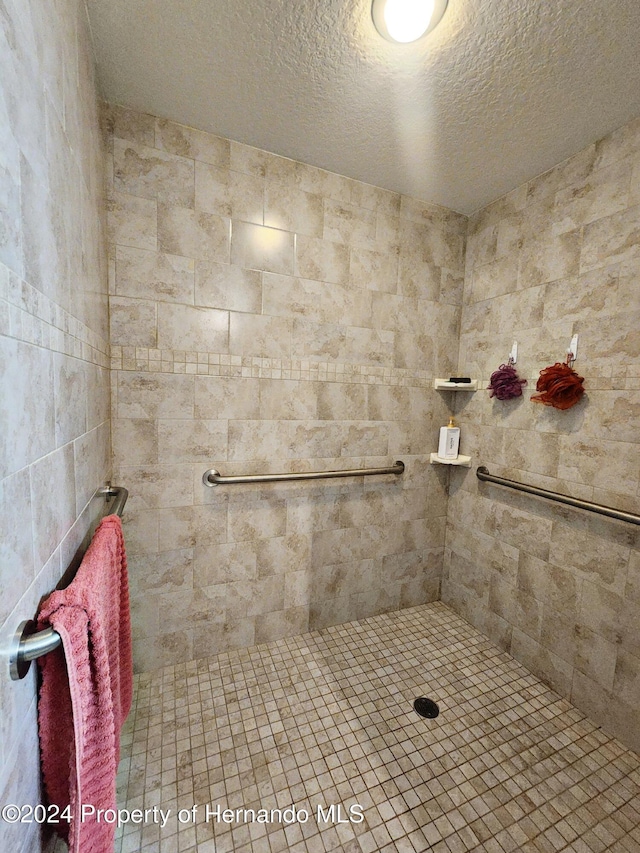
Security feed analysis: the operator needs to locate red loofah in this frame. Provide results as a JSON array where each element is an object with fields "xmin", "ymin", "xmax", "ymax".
[{"xmin": 531, "ymin": 361, "xmax": 584, "ymax": 410}]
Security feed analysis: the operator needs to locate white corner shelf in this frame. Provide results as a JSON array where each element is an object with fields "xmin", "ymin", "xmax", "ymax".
[
  {"xmin": 430, "ymin": 453, "xmax": 472, "ymax": 468},
  {"xmin": 434, "ymin": 378, "xmax": 479, "ymax": 391}
]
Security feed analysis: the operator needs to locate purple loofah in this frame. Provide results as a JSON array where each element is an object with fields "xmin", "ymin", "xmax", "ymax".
[{"xmin": 488, "ymin": 363, "xmax": 527, "ymax": 400}]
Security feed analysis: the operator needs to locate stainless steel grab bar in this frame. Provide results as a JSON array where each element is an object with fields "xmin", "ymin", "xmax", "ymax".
[
  {"xmin": 203, "ymin": 461, "xmax": 405, "ymax": 486},
  {"xmin": 9, "ymin": 485, "xmax": 129, "ymax": 681},
  {"xmin": 476, "ymin": 466, "xmax": 640, "ymax": 526}
]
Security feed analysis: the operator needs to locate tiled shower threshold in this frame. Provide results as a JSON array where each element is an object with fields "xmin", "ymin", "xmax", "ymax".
[{"xmin": 114, "ymin": 602, "xmax": 640, "ymax": 853}]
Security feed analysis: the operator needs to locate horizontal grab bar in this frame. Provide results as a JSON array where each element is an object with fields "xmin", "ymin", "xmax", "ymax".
[
  {"xmin": 203, "ymin": 461, "xmax": 405, "ymax": 487},
  {"xmin": 476, "ymin": 466, "xmax": 640, "ymax": 526},
  {"xmin": 9, "ymin": 485, "xmax": 129, "ymax": 681}
]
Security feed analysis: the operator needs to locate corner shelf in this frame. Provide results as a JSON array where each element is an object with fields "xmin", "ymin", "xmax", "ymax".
[
  {"xmin": 434, "ymin": 379, "xmax": 479, "ymax": 391},
  {"xmin": 430, "ymin": 453, "xmax": 472, "ymax": 468}
]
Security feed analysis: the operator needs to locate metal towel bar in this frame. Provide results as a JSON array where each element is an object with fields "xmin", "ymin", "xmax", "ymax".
[
  {"xmin": 8, "ymin": 485, "xmax": 129, "ymax": 681},
  {"xmin": 203, "ymin": 460, "xmax": 405, "ymax": 486},
  {"xmin": 477, "ymin": 466, "xmax": 640, "ymax": 526}
]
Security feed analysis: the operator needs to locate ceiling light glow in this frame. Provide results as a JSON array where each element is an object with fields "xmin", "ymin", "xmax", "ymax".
[{"xmin": 372, "ymin": 0, "xmax": 448, "ymax": 44}]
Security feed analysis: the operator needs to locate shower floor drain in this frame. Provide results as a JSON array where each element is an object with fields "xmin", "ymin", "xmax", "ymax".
[{"xmin": 413, "ymin": 697, "xmax": 440, "ymax": 718}]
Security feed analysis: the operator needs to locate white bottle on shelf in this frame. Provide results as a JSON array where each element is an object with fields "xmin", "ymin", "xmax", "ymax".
[{"xmin": 437, "ymin": 417, "xmax": 460, "ymax": 459}]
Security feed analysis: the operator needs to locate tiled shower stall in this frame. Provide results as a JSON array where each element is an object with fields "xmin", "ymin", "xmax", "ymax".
[
  {"xmin": 105, "ymin": 103, "xmax": 640, "ymax": 754},
  {"xmin": 0, "ymin": 0, "xmax": 639, "ymax": 851}
]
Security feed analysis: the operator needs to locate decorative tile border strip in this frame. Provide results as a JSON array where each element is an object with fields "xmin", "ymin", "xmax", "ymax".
[
  {"xmin": 110, "ymin": 345, "xmax": 434, "ymax": 387},
  {"xmin": 0, "ymin": 263, "xmax": 110, "ymax": 368},
  {"xmin": 110, "ymin": 346, "xmax": 640, "ymax": 390}
]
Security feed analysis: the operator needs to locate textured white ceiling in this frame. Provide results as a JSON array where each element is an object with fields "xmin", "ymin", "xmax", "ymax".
[{"xmin": 86, "ymin": 0, "xmax": 640, "ymax": 213}]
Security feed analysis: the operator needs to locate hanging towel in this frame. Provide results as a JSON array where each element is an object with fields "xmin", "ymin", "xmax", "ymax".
[{"xmin": 36, "ymin": 515, "xmax": 133, "ymax": 853}]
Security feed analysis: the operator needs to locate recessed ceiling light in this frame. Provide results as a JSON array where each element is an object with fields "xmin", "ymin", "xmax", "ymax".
[{"xmin": 372, "ymin": 0, "xmax": 448, "ymax": 43}]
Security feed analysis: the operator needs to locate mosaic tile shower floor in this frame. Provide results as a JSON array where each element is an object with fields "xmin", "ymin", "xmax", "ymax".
[{"xmin": 115, "ymin": 602, "xmax": 640, "ymax": 853}]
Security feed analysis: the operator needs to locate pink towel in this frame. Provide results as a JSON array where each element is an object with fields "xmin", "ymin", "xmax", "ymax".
[{"xmin": 37, "ymin": 515, "xmax": 133, "ymax": 853}]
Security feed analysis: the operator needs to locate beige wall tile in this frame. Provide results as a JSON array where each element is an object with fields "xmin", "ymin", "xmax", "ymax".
[
  {"xmin": 132, "ymin": 628, "xmax": 192, "ymax": 670},
  {"xmin": 549, "ymin": 522, "xmax": 629, "ymax": 589},
  {"xmin": 397, "ymin": 254, "xmax": 442, "ymax": 302},
  {"xmin": 122, "ymin": 508, "xmax": 159, "ymax": 556},
  {"xmin": 191, "ymin": 503, "xmax": 229, "ymax": 546},
  {"xmin": 264, "ymin": 183, "xmax": 323, "ymax": 237},
  {"xmin": 157, "ymin": 302, "xmax": 228, "ymax": 351},
  {"xmin": 155, "ymin": 118, "xmax": 231, "ymax": 167},
  {"xmin": 341, "ymin": 422, "xmax": 389, "ymax": 457},
  {"xmin": 510, "ymin": 628, "xmax": 573, "ymax": 697},
  {"xmin": 227, "ymin": 420, "xmax": 285, "ymax": 461},
  {"xmin": 103, "ymin": 103, "xmax": 156, "ymax": 146},
  {"xmin": 256, "ymin": 534, "xmax": 312, "ymax": 578},
  {"xmin": 287, "ymin": 422, "xmax": 344, "ymax": 459},
  {"xmin": 290, "ymin": 318, "xmax": 348, "ymax": 361},
  {"xmin": 295, "ymin": 235, "xmax": 349, "ymax": 284},
  {"xmin": 462, "ymin": 286, "xmax": 545, "ymax": 336},
  {"xmin": 259, "ymin": 379, "xmax": 318, "ymax": 421},
  {"xmin": 158, "ymin": 419, "xmax": 227, "ymax": 463},
  {"xmin": 131, "ymin": 547, "xmax": 193, "ymax": 594},
  {"xmin": 158, "ymin": 203, "xmax": 230, "ymax": 262},
  {"xmin": 0, "ymin": 160, "xmax": 22, "ymax": 276},
  {"xmin": 0, "ymin": 468, "xmax": 34, "ymax": 625},
  {"xmin": 318, "ymin": 383, "xmax": 367, "ymax": 421},
  {"xmin": 112, "ymin": 418, "xmax": 158, "ymax": 467},
  {"xmin": 613, "ymin": 649, "xmax": 640, "ymax": 708},
  {"xmin": 30, "ymin": 443, "xmax": 77, "ymax": 569},
  {"xmin": 196, "ymin": 161, "xmax": 263, "ymax": 224},
  {"xmin": 115, "ymin": 245, "xmax": 195, "ymax": 303},
  {"xmin": 581, "ymin": 205, "xmax": 640, "ymax": 272},
  {"xmin": 195, "ymin": 376, "xmax": 260, "ymax": 420},
  {"xmin": 493, "ymin": 577, "xmax": 543, "ymax": 641},
  {"xmin": 53, "ymin": 353, "xmax": 88, "ymax": 448},
  {"xmin": 110, "ymin": 296, "xmax": 157, "ymax": 347},
  {"xmin": 229, "ymin": 312, "xmax": 291, "ymax": 359},
  {"xmin": 557, "ymin": 436, "xmax": 640, "ymax": 495},
  {"xmin": 519, "ymin": 229, "xmax": 581, "ymax": 288},
  {"xmin": 349, "ymin": 245, "xmax": 398, "ymax": 295},
  {"xmin": 254, "ymin": 606, "xmax": 309, "ymax": 643},
  {"xmin": 194, "ymin": 540, "xmax": 256, "ymax": 585},
  {"xmin": 467, "ymin": 254, "xmax": 520, "ymax": 304},
  {"xmin": 229, "ymin": 139, "xmax": 270, "ymax": 177},
  {"xmin": 554, "ymin": 157, "xmax": 632, "ymax": 230},
  {"xmin": 0, "ymin": 336, "xmax": 55, "ymax": 479},
  {"xmin": 286, "ymin": 494, "xmax": 341, "ymax": 535},
  {"xmin": 118, "ymin": 464, "xmax": 194, "ymax": 510},
  {"xmin": 114, "ymin": 137, "xmax": 195, "ymax": 207},
  {"xmin": 573, "ymin": 625, "xmax": 618, "ymax": 690},
  {"xmin": 117, "ymin": 372, "xmax": 195, "ymax": 419},
  {"xmin": 626, "ymin": 551, "xmax": 640, "ymax": 603},
  {"xmin": 323, "ymin": 199, "xmax": 377, "ymax": 249},
  {"xmin": 263, "ymin": 272, "xmax": 370, "ymax": 326},
  {"xmin": 195, "ymin": 260, "xmax": 261, "ymax": 312},
  {"xmin": 227, "ymin": 497, "xmax": 287, "ymax": 543},
  {"xmin": 107, "ymin": 190, "xmax": 157, "ymax": 250},
  {"xmin": 231, "ymin": 221, "xmax": 294, "ymax": 274},
  {"xmin": 311, "ymin": 527, "xmax": 361, "ymax": 569}
]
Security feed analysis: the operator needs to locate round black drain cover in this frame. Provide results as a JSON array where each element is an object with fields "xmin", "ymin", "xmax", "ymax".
[{"xmin": 413, "ymin": 697, "xmax": 439, "ymax": 718}]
